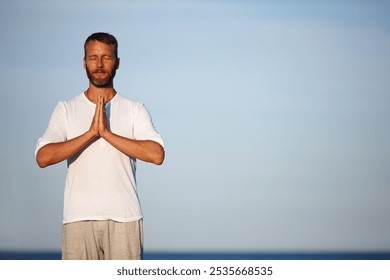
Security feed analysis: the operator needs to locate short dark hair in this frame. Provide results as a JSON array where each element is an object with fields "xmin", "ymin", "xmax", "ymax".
[{"xmin": 84, "ymin": 32, "xmax": 118, "ymax": 58}]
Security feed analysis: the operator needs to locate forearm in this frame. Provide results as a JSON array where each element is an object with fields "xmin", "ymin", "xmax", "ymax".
[
  {"xmin": 103, "ymin": 131, "xmax": 165, "ymax": 165},
  {"xmin": 36, "ymin": 131, "xmax": 97, "ymax": 168}
]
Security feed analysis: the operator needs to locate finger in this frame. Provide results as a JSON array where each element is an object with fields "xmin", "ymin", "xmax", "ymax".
[
  {"xmin": 94, "ymin": 96, "xmax": 100, "ymax": 112},
  {"xmin": 100, "ymin": 96, "xmax": 106, "ymax": 114},
  {"xmin": 99, "ymin": 96, "xmax": 107, "ymax": 122},
  {"xmin": 96, "ymin": 96, "xmax": 101, "ymax": 116}
]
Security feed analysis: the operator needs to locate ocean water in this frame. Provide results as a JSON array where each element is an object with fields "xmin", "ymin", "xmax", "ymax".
[{"xmin": 1, "ymin": 251, "xmax": 389, "ymax": 260}]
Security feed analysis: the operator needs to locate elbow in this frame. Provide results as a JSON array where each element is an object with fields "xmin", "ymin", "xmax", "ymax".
[
  {"xmin": 154, "ymin": 156, "xmax": 164, "ymax": 166},
  {"xmin": 36, "ymin": 156, "xmax": 48, "ymax": 168},
  {"xmin": 152, "ymin": 146, "xmax": 165, "ymax": 165},
  {"xmin": 36, "ymin": 149, "xmax": 49, "ymax": 168}
]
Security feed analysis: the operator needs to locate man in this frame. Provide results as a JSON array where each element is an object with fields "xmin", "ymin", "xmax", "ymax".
[{"xmin": 35, "ymin": 32, "xmax": 165, "ymax": 260}]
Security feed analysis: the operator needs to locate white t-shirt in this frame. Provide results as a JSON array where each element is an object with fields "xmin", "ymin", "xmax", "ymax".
[{"xmin": 36, "ymin": 93, "xmax": 164, "ymax": 224}]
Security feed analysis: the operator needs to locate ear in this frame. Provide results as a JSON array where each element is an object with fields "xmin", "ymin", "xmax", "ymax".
[
  {"xmin": 115, "ymin": 57, "xmax": 120, "ymax": 69},
  {"xmin": 83, "ymin": 58, "xmax": 86, "ymax": 69}
]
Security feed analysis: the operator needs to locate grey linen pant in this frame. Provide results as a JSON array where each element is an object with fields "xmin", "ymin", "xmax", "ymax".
[{"xmin": 61, "ymin": 219, "xmax": 143, "ymax": 260}]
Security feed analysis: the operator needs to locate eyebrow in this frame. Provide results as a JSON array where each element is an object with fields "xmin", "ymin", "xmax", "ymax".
[{"xmin": 88, "ymin": 54, "xmax": 112, "ymax": 58}]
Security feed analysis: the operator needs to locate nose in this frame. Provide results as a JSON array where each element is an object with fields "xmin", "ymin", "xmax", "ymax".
[{"xmin": 97, "ymin": 57, "xmax": 104, "ymax": 68}]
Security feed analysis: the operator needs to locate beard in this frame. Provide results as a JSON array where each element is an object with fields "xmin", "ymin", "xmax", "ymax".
[{"xmin": 86, "ymin": 66, "xmax": 117, "ymax": 88}]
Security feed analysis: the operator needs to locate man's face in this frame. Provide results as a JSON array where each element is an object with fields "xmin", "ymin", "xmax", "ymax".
[{"xmin": 84, "ymin": 40, "xmax": 119, "ymax": 88}]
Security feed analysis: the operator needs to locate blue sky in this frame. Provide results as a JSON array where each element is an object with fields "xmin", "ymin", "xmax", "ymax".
[{"xmin": 1, "ymin": 0, "xmax": 390, "ymax": 252}]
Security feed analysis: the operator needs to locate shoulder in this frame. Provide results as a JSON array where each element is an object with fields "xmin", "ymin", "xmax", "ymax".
[
  {"xmin": 49, "ymin": 94, "xmax": 89, "ymax": 119},
  {"xmin": 114, "ymin": 94, "xmax": 143, "ymax": 106},
  {"xmin": 114, "ymin": 94, "xmax": 145, "ymax": 112},
  {"xmin": 62, "ymin": 93, "xmax": 86, "ymax": 106},
  {"xmin": 56, "ymin": 93, "xmax": 90, "ymax": 112}
]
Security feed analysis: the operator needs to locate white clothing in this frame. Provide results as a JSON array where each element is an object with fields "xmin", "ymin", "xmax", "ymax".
[{"xmin": 36, "ymin": 93, "xmax": 164, "ymax": 224}]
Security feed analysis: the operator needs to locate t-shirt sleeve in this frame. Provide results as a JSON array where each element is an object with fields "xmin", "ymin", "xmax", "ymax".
[
  {"xmin": 133, "ymin": 103, "xmax": 164, "ymax": 148},
  {"xmin": 35, "ymin": 102, "xmax": 68, "ymax": 156}
]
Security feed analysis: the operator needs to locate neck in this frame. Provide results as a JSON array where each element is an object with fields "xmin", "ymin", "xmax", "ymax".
[{"xmin": 85, "ymin": 84, "xmax": 116, "ymax": 104}]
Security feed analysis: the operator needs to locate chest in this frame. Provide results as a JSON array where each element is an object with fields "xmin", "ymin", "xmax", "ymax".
[{"xmin": 66, "ymin": 102, "xmax": 135, "ymax": 139}]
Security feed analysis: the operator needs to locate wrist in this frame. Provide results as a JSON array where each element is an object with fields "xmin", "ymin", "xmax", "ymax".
[
  {"xmin": 100, "ymin": 129, "xmax": 112, "ymax": 140},
  {"xmin": 86, "ymin": 129, "xmax": 99, "ymax": 141}
]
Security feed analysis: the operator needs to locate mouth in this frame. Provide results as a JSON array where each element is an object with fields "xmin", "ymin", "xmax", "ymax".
[
  {"xmin": 93, "ymin": 70, "xmax": 107, "ymax": 74},
  {"xmin": 93, "ymin": 72, "xmax": 109, "ymax": 78}
]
